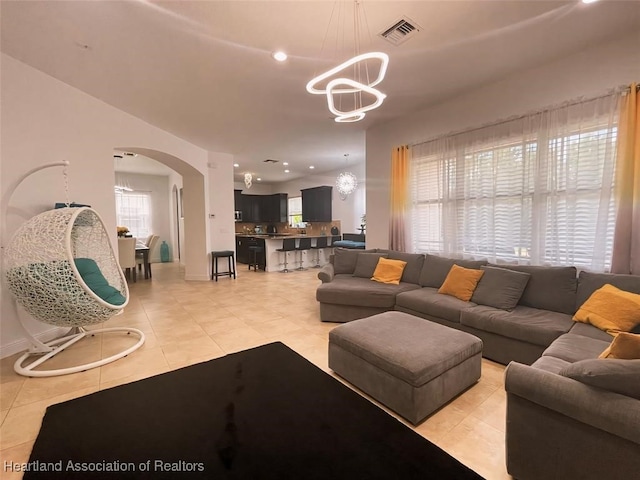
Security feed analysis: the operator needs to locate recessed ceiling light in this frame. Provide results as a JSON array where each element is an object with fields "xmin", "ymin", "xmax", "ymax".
[
  {"xmin": 581, "ymin": 0, "xmax": 598, "ymax": 3},
  {"xmin": 272, "ymin": 51, "xmax": 288, "ymax": 62},
  {"xmin": 257, "ymin": 178, "xmax": 262, "ymax": 181},
  {"xmin": 283, "ymin": 162, "xmax": 289, "ymax": 166},
  {"xmin": 309, "ymin": 166, "xmax": 315, "ymax": 169},
  {"xmin": 233, "ymin": 163, "xmax": 239, "ymax": 168},
  {"xmin": 284, "ymin": 169, "xmax": 290, "ymax": 173}
]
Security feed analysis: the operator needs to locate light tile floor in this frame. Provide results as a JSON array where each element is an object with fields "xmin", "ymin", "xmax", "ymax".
[{"xmin": 0, "ymin": 262, "xmax": 510, "ymax": 479}]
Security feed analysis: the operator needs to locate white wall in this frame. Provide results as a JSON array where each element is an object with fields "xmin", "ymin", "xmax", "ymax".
[
  {"xmin": 208, "ymin": 152, "xmax": 236, "ymax": 252},
  {"xmin": 169, "ymin": 171, "xmax": 184, "ymax": 264},
  {"xmin": 233, "ymin": 182, "xmax": 273, "ymax": 195},
  {"xmin": 366, "ymin": 31, "xmax": 640, "ymax": 249},
  {"xmin": 0, "ymin": 54, "xmax": 235, "ymax": 357}
]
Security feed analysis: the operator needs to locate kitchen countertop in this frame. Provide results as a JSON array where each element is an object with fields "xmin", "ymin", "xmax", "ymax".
[{"xmin": 235, "ymin": 234, "xmax": 331, "ymax": 239}]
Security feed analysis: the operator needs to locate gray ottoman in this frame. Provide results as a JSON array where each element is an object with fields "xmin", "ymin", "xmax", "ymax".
[{"xmin": 329, "ymin": 311, "xmax": 483, "ymax": 425}]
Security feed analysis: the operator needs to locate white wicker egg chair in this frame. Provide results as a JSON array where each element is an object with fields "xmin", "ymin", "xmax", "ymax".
[{"xmin": 3, "ymin": 163, "xmax": 144, "ymax": 377}]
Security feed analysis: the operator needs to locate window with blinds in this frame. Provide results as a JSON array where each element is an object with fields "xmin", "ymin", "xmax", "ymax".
[
  {"xmin": 288, "ymin": 196, "xmax": 302, "ymax": 227},
  {"xmin": 115, "ymin": 192, "xmax": 152, "ymax": 239},
  {"xmin": 410, "ymin": 93, "xmax": 620, "ymax": 271}
]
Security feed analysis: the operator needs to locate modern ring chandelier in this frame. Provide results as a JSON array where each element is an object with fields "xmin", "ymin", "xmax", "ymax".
[{"xmin": 306, "ymin": 1, "xmax": 389, "ymax": 123}]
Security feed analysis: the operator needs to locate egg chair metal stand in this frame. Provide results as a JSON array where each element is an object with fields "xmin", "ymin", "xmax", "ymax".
[{"xmin": 2, "ymin": 161, "xmax": 145, "ymax": 377}]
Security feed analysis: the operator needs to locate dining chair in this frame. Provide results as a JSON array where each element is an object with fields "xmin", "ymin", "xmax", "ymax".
[
  {"xmin": 137, "ymin": 234, "xmax": 159, "ymax": 277},
  {"xmin": 118, "ymin": 237, "xmax": 137, "ymax": 282}
]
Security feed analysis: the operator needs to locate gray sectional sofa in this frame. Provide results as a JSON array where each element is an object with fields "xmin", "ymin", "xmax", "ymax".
[{"xmin": 316, "ymin": 248, "xmax": 640, "ymax": 479}]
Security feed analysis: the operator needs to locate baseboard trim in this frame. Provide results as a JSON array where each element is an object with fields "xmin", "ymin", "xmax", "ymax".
[{"xmin": 0, "ymin": 326, "xmax": 69, "ymax": 359}]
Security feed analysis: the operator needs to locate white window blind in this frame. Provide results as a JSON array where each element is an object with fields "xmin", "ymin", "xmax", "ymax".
[
  {"xmin": 115, "ymin": 192, "xmax": 152, "ymax": 239},
  {"xmin": 410, "ymin": 92, "xmax": 620, "ymax": 271},
  {"xmin": 288, "ymin": 196, "xmax": 302, "ymax": 227}
]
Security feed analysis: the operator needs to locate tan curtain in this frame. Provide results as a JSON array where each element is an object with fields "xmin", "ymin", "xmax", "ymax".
[
  {"xmin": 389, "ymin": 145, "xmax": 410, "ymax": 252},
  {"xmin": 611, "ymin": 84, "xmax": 640, "ymax": 274}
]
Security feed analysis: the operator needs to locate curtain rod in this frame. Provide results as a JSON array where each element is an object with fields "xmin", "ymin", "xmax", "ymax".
[{"xmin": 411, "ymin": 83, "xmax": 636, "ymax": 149}]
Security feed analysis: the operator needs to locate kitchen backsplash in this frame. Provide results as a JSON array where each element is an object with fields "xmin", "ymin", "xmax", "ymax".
[{"xmin": 235, "ymin": 221, "xmax": 342, "ymax": 236}]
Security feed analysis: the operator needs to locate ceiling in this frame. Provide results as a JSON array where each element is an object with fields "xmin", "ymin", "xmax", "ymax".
[{"xmin": 2, "ymin": 1, "xmax": 639, "ymax": 182}]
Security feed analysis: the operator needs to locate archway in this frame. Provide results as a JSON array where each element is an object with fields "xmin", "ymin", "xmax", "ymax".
[{"xmin": 115, "ymin": 147, "xmax": 208, "ymax": 281}]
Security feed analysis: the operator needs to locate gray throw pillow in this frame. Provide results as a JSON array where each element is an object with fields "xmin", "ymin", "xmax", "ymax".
[
  {"xmin": 560, "ymin": 359, "xmax": 640, "ymax": 400},
  {"xmin": 491, "ymin": 264, "xmax": 577, "ymax": 315},
  {"xmin": 419, "ymin": 254, "xmax": 487, "ymax": 288},
  {"xmin": 353, "ymin": 253, "xmax": 388, "ymax": 278},
  {"xmin": 471, "ymin": 266, "xmax": 531, "ymax": 311},
  {"xmin": 387, "ymin": 252, "xmax": 425, "ymax": 285},
  {"xmin": 333, "ymin": 248, "xmax": 375, "ymax": 274}
]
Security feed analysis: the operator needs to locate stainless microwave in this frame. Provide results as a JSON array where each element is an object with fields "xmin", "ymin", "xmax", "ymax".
[{"xmin": 234, "ymin": 210, "xmax": 242, "ymax": 222}]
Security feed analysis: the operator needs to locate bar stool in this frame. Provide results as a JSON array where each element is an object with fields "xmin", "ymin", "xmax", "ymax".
[
  {"xmin": 276, "ymin": 238, "xmax": 296, "ymax": 273},
  {"xmin": 211, "ymin": 250, "xmax": 236, "ymax": 281},
  {"xmin": 295, "ymin": 237, "xmax": 312, "ymax": 270},
  {"xmin": 310, "ymin": 236, "xmax": 328, "ymax": 268},
  {"xmin": 247, "ymin": 239, "xmax": 263, "ymax": 271}
]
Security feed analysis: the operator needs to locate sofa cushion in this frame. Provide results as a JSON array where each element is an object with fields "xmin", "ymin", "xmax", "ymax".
[
  {"xmin": 568, "ymin": 322, "xmax": 614, "ymax": 342},
  {"xmin": 353, "ymin": 252, "xmax": 388, "ymax": 278},
  {"xmin": 386, "ymin": 252, "xmax": 425, "ymax": 285},
  {"xmin": 489, "ymin": 264, "xmax": 577, "ymax": 315},
  {"xmin": 530, "ymin": 355, "xmax": 572, "ymax": 374},
  {"xmin": 419, "ymin": 255, "xmax": 487, "ymax": 288},
  {"xmin": 560, "ymin": 359, "xmax": 640, "ymax": 400},
  {"xmin": 333, "ymin": 248, "xmax": 375, "ymax": 274},
  {"xmin": 573, "ymin": 284, "xmax": 640, "ymax": 334},
  {"xmin": 541, "ymin": 333, "xmax": 611, "ymax": 363},
  {"xmin": 438, "ymin": 264, "xmax": 485, "ymax": 302},
  {"xmin": 471, "ymin": 266, "xmax": 530, "ymax": 311},
  {"xmin": 395, "ymin": 287, "xmax": 475, "ymax": 323},
  {"xmin": 460, "ymin": 305, "xmax": 574, "ymax": 347},
  {"xmin": 316, "ymin": 275, "xmax": 420, "ymax": 308},
  {"xmin": 599, "ymin": 332, "xmax": 640, "ymax": 359},
  {"xmin": 371, "ymin": 258, "xmax": 407, "ymax": 285},
  {"xmin": 74, "ymin": 258, "xmax": 126, "ymax": 305},
  {"xmin": 576, "ymin": 270, "xmax": 640, "ymax": 308},
  {"xmin": 332, "ymin": 240, "xmax": 366, "ymax": 249}
]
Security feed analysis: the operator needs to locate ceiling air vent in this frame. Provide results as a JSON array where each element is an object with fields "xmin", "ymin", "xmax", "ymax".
[
  {"xmin": 379, "ymin": 17, "xmax": 420, "ymax": 46},
  {"xmin": 263, "ymin": 159, "xmax": 279, "ymax": 163}
]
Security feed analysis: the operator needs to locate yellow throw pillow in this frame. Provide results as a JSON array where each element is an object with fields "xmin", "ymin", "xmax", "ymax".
[
  {"xmin": 573, "ymin": 284, "xmax": 640, "ymax": 334},
  {"xmin": 438, "ymin": 264, "xmax": 485, "ymax": 302},
  {"xmin": 371, "ymin": 257, "xmax": 407, "ymax": 285},
  {"xmin": 599, "ymin": 332, "xmax": 640, "ymax": 359}
]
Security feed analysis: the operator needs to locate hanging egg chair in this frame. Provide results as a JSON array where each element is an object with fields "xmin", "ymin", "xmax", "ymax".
[{"xmin": 3, "ymin": 163, "xmax": 144, "ymax": 377}]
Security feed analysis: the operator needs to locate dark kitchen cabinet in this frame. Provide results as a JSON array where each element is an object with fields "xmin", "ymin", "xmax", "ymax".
[
  {"xmin": 235, "ymin": 236, "xmax": 265, "ymax": 269},
  {"xmin": 241, "ymin": 195, "xmax": 261, "ymax": 223},
  {"xmin": 238, "ymin": 192, "xmax": 288, "ymax": 223},
  {"xmin": 268, "ymin": 193, "xmax": 288, "ymax": 223},
  {"xmin": 234, "ymin": 189, "xmax": 243, "ymax": 212},
  {"xmin": 302, "ymin": 186, "xmax": 332, "ymax": 222}
]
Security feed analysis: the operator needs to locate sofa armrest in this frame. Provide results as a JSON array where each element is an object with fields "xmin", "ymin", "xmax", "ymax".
[
  {"xmin": 505, "ymin": 361, "xmax": 640, "ymax": 445},
  {"xmin": 318, "ymin": 263, "xmax": 335, "ymax": 283}
]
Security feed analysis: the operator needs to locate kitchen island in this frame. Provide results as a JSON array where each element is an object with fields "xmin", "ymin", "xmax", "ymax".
[{"xmin": 235, "ymin": 234, "xmax": 334, "ymax": 272}]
